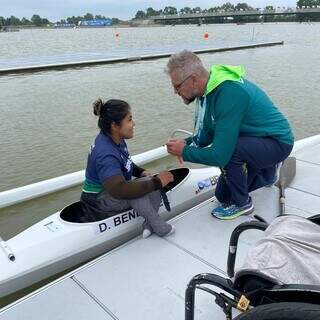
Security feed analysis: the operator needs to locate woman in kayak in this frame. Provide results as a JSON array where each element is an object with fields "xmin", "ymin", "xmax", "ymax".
[{"xmin": 80, "ymin": 98, "xmax": 175, "ymax": 238}]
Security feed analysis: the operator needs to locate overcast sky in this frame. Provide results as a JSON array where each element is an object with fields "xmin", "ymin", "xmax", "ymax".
[{"xmin": 2, "ymin": 0, "xmax": 298, "ymax": 21}]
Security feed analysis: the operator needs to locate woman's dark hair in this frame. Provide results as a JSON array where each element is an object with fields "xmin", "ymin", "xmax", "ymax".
[{"xmin": 93, "ymin": 99, "xmax": 130, "ymax": 135}]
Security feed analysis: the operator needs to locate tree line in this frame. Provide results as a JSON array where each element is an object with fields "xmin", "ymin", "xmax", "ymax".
[
  {"xmin": 1, "ymin": 1, "xmax": 320, "ymax": 27},
  {"xmin": 0, "ymin": 13, "xmax": 120, "ymax": 27},
  {"xmin": 135, "ymin": 3, "xmax": 254, "ymax": 19},
  {"xmin": 0, "ymin": 15, "xmax": 50, "ymax": 27},
  {"xmin": 134, "ymin": 1, "xmax": 320, "ymax": 19}
]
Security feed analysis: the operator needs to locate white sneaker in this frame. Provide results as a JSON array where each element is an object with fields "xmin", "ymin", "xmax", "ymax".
[
  {"xmin": 142, "ymin": 228, "xmax": 152, "ymax": 239},
  {"xmin": 166, "ymin": 225, "xmax": 176, "ymax": 236}
]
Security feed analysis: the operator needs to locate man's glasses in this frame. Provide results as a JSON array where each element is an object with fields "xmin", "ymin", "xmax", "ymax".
[{"xmin": 173, "ymin": 74, "xmax": 192, "ymax": 92}]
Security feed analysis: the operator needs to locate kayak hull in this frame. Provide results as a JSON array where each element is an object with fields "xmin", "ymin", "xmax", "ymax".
[{"xmin": 0, "ymin": 167, "xmax": 220, "ymax": 298}]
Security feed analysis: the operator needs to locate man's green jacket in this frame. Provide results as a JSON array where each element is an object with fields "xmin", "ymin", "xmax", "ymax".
[{"xmin": 183, "ymin": 66, "xmax": 294, "ymax": 167}]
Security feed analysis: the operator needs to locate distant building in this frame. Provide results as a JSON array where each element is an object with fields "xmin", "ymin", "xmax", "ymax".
[
  {"xmin": 78, "ymin": 19, "xmax": 112, "ymax": 27},
  {"xmin": 54, "ymin": 23, "xmax": 75, "ymax": 28}
]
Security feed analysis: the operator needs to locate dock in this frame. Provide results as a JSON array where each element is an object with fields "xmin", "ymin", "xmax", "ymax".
[
  {"xmin": 0, "ymin": 41, "xmax": 283, "ymax": 75},
  {"xmin": 0, "ymin": 138, "xmax": 319, "ymax": 319}
]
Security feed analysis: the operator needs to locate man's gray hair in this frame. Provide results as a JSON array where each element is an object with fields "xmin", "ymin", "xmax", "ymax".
[{"xmin": 166, "ymin": 50, "xmax": 206, "ymax": 79}]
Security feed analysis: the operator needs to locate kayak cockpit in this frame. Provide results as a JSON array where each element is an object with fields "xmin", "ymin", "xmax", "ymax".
[
  {"xmin": 60, "ymin": 168, "xmax": 190, "ymax": 224},
  {"xmin": 162, "ymin": 167, "xmax": 189, "ymax": 192},
  {"xmin": 60, "ymin": 202, "xmax": 86, "ymax": 223}
]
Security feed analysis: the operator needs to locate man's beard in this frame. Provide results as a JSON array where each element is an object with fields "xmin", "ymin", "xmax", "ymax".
[{"xmin": 183, "ymin": 92, "xmax": 197, "ymax": 105}]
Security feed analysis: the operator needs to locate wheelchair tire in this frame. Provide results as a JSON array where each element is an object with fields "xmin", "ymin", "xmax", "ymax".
[{"xmin": 233, "ymin": 302, "xmax": 320, "ymax": 320}]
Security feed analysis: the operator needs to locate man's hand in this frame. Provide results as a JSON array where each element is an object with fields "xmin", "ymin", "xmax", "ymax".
[{"xmin": 166, "ymin": 139, "xmax": 186, "ymax": 157}]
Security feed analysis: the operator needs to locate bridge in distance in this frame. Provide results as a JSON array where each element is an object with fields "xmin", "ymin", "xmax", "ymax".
[{"xmin": 148, "ymin": 7, "xmax": 320, "ymax": 24}]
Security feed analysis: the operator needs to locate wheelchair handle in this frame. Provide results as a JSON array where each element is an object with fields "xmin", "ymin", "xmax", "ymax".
[
  {"xmin": 185, "ymin": 273, "xmax": 239, "ymax": 320},
  {"xmin": 227, "ymin": 221, "xmax": 268, "ymax": 278}
]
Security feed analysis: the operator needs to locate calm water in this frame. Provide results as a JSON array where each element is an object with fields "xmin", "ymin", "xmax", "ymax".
[{"xmin": 0, "ymin": 23, "xmax": 320, "ymax": 240}]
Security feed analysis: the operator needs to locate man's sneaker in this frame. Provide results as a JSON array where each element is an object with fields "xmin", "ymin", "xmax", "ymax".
[
  {"xmin": 211, "ymin": 197, "xmax": 254, "ymax": 220},
  {"xmin": 222, "ymin": 201, "xmax": 233, "ymax": 208}
]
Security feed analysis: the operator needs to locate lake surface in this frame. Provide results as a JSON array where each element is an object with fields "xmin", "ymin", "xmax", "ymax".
[{"xmin": 0, "ymin": 22, "xmax": 319, "ymax": 240}]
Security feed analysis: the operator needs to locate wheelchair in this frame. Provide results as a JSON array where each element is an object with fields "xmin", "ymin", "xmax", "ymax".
[{"xmin": 185, "ymin": 213, "xmax": 320, "ymax": 320}]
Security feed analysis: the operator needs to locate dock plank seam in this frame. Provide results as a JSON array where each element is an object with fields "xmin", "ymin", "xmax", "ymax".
[
  {"xmin": 296, "ymin": 158, "xmax": 320, "ymax": 167},
  {"xmin": 71, "ymin": 276, "xmax": 119, "ymax": 320},
  {"xmin": 286, "ymin": 204, "xmax": 318, "ymax": 216},
  {"xmin": 288, "ymin": 186, "xmax": 320, "ymax": 199},
  {"xmin": 163, "ymin": 238, "xmax": 227, "ymax": 276}
]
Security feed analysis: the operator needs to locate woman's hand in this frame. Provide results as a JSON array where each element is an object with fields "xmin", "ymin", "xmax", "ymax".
[
  {"xmin": 157, "ymin": 171, "xmax": 174, "ymax": 187},
  {"xmin": 140, "ymin": 170, "xmax": 156, "ymax": 177}
]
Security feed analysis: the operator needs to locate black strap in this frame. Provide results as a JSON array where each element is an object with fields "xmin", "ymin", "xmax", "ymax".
[{"xmin": 160, "ymin": 189, "xmax": 171, "ymax": 212}]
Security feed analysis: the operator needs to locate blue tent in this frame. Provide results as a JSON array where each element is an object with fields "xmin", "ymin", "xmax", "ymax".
[{"xmin": 78, "ymin": 19, "xmax": 112, "ymax": 26}]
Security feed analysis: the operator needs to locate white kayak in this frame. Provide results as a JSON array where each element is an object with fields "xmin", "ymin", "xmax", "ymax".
[{"xmin": 0, "ymin": 166, "xmax": 220, "ymax": 298}]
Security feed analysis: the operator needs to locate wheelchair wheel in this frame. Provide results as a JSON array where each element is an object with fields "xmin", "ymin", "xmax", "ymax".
[{"xmin": 233, "ymin": 302, "xmax": 320, "ymax": 320}]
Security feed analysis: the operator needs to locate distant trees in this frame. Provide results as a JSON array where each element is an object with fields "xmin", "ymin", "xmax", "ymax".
[
  {"xmin": 2, "ymin": 1, "xmax": 320, "ymax": 28},
  {"xmin": 8, "ymin": 15, "xmax": 21, "ymax": 25},
  {"xmin": 31, "ymin": 14, "xmax": 49, "ymax": 26},
  {"xmin": 66, "ymin": 16, "xmax": 79, "ymax": 24},
  {"xmin": 179, "ymin": 7, "xmax": 192, "ymax": 15},
  {"xmin": 0, "ymin": 8, "xmax": 124, "ymax": 29},
  {"xmin": 134, "ymin": 3, "xmax": 260, "ymax": 19},
  {"xmin": 0, "ymin": 14, "xmax": 50, "ymax": 26},
  {"xmin": 297, "ymin": 0, "xmax": 320, "ymax": 7},
  {"xmin": 134, "ymin": 6, "xmax": 178, "ymax": 19},
  {"xmin": 235, "ymin": 3, "xmax": 253, "ymax": 10},
  {"xmin": 135, "ymin": 10, "xmax": 147, "ymax": 19},
  {"xmin": 163, "ymin": 6, "xmax": 178, "ymax": 15},
  {"xmin": 83, "ymin": 13, "xmax": 94, "ymax": 20},
  {"xmin": 112, "ymin": 18, "xmax": 120, "ymax": 24},
  {"xmin": 296, "ymin": 0, "xmax": 320, "ymax": 21},
  {"xmin": 134, "ymin": 6, "xmax": 175, "ymax": 18},
  {"xmin": 220, "ymin": 2, "xmax": 235, "ymax": 11},
  {"xmin": 133, "ymin": 1, "xmax": 320, "ymax": 23},
  {"xmin": 21, "ymin": 17, "xmax": 31, "ymax": 25},
  {"xmin": 0, "ymin": 12, "xmax": 122, "ymax": 27},
  {"xmin": 265, "ymin": 6, "xmax": 275, "ymax": 10},
  {"xmin": 146, "ymin": 7, "xmax": 159, "ymax": 17},
  {"xmin": 191, "ymin": 7, "xmax": 202, "ymax": 13},
  {"xmin": 133, "ymin": 0, "xmax": 320, "ymax": 20}
]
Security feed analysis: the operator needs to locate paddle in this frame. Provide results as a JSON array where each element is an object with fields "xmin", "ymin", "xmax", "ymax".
[{"xmin": 275, "ymin": 156, "xmax": 296, "ymax": 216}]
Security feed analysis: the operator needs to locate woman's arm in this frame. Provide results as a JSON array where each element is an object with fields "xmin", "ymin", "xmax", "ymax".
[
  {"xmin": 103, "ymin": 175, "xmax": 162, "ymax": 199},
  {"xmin": 132, "ymin": 163, "xmax": 145, "ymax": 178}
]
